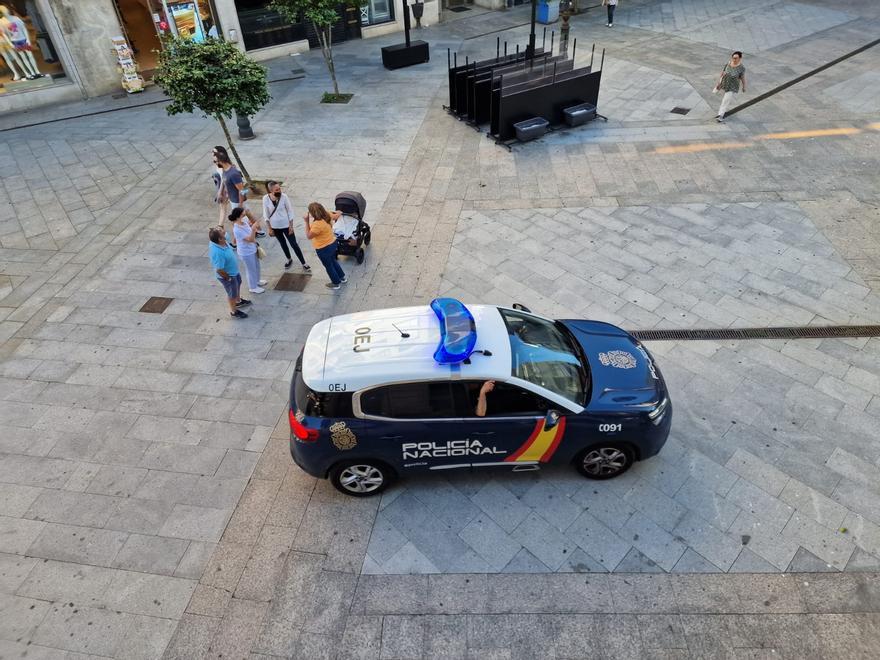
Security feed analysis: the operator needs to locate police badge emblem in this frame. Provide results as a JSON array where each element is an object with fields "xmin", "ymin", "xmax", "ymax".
[
  {"xmin": 330, "ymin": 421, "xmax": 357, "ymax": 450},
  {"xmin": 598, "ymin": 350, "xmax": 637, "ymax": 369}
]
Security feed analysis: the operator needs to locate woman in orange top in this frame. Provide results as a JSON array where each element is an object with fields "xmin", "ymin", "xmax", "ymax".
[{"xmin": 304, "ymin": 202, "xmax": 346, "ymax": 289}]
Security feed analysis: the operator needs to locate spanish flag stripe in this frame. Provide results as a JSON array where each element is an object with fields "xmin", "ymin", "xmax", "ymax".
[
  {"xmin": 538, "ymin": 417, "xmax": 566, "ymax": 462},
  {"xmin": 504, "ymin": 419, "xmax": 543, "ymax": 462},
  {"xmin": 516, "ymin": 421, "xmax": 564, "ymax": 462}
]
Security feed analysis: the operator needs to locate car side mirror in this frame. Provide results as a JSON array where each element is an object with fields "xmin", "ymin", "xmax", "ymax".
[
  {"xmin": 512, "ymin": 303, "xmax": 532, "ymax": 313},
  {"xmin": 544, "ymin": 410, "xmax": 560, "ymax": 431}
]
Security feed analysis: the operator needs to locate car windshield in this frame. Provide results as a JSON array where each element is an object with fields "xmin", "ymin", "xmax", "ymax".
[{"xmin": 499, "ymin": 308, "xmax": 589, "ymax": 405}]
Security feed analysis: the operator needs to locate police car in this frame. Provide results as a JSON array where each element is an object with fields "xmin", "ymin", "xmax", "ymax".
[{"xmin": 289, "ymin": 298, "xmax": 672, "ymax": 496}]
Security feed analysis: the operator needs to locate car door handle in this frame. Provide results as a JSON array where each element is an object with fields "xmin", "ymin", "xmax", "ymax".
[
  {"xmin": 380, "ymin": 435, "xmax": 403, "ymax": 440},
  {"xmin": 472, "ymin": 431, "xmax": 495, "ymax": 436}
]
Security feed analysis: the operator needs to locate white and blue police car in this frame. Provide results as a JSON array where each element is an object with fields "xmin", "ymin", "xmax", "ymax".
[{"xmin": 289, "ymin": 298, "xmax": 671, "ymax": 496}]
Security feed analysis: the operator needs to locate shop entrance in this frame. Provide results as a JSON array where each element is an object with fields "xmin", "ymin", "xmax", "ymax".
[
  {"xmin": 113, "ymin": 0, "xmax": 161, "ymax": 75},
  {"xmin": 112, "ymin": 0, "xmax": 218, "ymax": 78}
]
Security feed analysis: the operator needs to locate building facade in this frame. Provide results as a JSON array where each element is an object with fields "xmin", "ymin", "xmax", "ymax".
[{"xmin": 0, "ymin": 0, "xmax": 440, "ymax": 115}]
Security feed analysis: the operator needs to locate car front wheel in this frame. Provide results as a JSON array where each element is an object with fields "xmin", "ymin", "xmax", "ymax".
[
  {"xmin": 330, "ymin": 460, "xmax": 392, "ymax": 497},
  {"xmin": 575, "ymin": 444, "xmax": 634, "ymax": 480}
]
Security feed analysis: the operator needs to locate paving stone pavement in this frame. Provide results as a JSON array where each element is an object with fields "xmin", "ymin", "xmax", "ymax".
[{"xmin": 1, "ymin": 1, "xmax": 880, "ymax": 658}]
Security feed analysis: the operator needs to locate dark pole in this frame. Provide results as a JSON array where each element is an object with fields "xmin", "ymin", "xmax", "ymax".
[
  {"xmin": 403, "ymin": 0, "xmax": 412, "ymax": 48},
  {"xmin": 528, "ymin": 0, "xmax": 537, "ymax": 60},
  {"xmin": 236, "ymin": 112, "xmax": 255, "ymax": 140}
]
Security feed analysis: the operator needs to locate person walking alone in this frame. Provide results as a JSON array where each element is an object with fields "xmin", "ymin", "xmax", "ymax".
[
  {"xmin": 208, "ymin": 226, "xmax": 250, "ymax": 319},
  {"xmin": 231, "ymin": 207, "xmax": 268, "ymax": 294},
  {"xmin": 262, "ymin": 181, "xmax": 311, "ymax": 272},
  {"xmin": 713, "ymin": 51, "xmax": 746, "ymax": 122},
  {"xmin": 304, "ymin": 202, "xmax": 346, "ymax": 290},
  {"xmin": 602, "ymin": 0, "xmax": 618, "ymax": 27}
]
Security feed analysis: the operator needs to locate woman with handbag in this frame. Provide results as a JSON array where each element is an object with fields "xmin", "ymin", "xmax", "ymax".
[
  {"xmin": 713, "ymin": 51, "xmax": 746, "ymax": 122},
  {"xmin": 262, "ymin": 181, "xmax": 310, "ymax": 272},
  {"xmin": 231, "ymin": 207, "xmax": 268, "ymax": 294}
]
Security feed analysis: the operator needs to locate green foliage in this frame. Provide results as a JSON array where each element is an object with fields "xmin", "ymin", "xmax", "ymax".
[
  {"xmin": 154, "ymin": 37, "xmax": 270, "ymax": 120},
  {"xmin": 270, "ymin": 0, "xmax": 365, "ymax": 29}
]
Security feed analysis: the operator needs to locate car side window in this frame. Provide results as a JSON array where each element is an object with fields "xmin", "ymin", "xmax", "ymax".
[
  {"xmin": 360, "ymin": 382, "xmax": 458, "ymax": 419},
  {"xmin": 457, "ymin": 381, "xmax": 550, "ymax": 417}
]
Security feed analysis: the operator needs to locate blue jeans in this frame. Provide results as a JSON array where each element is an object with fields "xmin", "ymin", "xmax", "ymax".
[{"xmin": 316, "ymin": 243, "xmax": 345, "ymax": 284}]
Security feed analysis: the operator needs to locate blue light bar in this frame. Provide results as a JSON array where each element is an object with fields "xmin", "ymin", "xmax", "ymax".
[{"xmin": 430, "ymin": 298, "xmax": 477, "ymax": 364}]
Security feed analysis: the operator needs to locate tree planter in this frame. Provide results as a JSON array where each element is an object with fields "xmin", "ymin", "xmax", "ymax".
[{"xmin": 321, "ymin": 93, "xmax": 354, "ymax": 103}]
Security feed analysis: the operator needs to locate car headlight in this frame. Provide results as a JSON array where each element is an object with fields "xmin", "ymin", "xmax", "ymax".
[{"xmin": 648, "ymin": 396, "xmax": 669, "ymax": 425}]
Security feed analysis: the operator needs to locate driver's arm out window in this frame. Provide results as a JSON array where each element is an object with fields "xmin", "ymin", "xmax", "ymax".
[{"xmin": 457, "ymin": 381, "xmax": 549, "ymax": 417}]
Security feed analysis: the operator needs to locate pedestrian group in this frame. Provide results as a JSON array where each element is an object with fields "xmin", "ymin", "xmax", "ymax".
[{"xmin": 208, "ymin": 148, "xmax": 351, "ymax": 319}]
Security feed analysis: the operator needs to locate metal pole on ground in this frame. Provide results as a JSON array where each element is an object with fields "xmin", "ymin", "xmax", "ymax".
[{"xmin": 528, "ymin": 0, "xmax": 537, "ymax": 61}]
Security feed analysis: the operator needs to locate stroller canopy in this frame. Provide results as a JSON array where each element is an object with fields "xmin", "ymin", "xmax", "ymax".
[{"xmin": 335, "ymin": 191, "xmax": 367, "ymax": 220}]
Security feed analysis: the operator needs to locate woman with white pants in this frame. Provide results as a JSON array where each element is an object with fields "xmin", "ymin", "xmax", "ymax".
[
  {"xmin": 231, "ymin": 207, "xmax": 267, "ymax": 294},
  {"xmin": 713, "ymin": 51, "xmax": 746, "ymax": 122}
]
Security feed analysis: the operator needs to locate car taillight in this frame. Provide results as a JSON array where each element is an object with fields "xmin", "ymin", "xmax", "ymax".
[{"xmin": 289, "ymin": 408, "xmax": 319, "ymax": 442}]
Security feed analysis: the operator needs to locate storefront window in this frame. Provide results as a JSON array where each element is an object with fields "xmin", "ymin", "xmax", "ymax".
[
  {"xmin": 234, "ymin": 0, "xmax": 307, "ymax": 51},
  {"xmin": 0, "ymin": 0, "xmax": 67, "ymax": 95},
  {"xmin": 112, "ymin": 1, "xmax": 218, "ymax": 76},
  {"xmin": 360, "ymin": 0, "xmax": 394, "ymax": 26}
]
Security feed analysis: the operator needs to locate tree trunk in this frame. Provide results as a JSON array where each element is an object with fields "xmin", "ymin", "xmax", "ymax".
[
  {"xmin": 315, "ymin": 23, "xmax": 340, "ymax": 96},
  {"xmin": 217, "ymin": 114, "xmax": 252, "ymax": 184}
]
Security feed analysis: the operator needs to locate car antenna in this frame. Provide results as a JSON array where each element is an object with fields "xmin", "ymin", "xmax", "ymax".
[{"xmin": 391, "ymin": 323, "xmax": 410, "ymax": 338}]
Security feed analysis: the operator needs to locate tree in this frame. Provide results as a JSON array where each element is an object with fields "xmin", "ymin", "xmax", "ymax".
[
  {"xmin": 270, "ymin": 0, "xmax": 366, "ymax": 99},
  {"xmin": 154, "ymin": 37, "xmax": 270, "ymax": 182}
]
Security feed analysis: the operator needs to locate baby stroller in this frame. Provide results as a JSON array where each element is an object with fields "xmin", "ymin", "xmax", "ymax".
[{"xmin": 334, "ymin": 191, "xmax": 372, "ymax": 264}]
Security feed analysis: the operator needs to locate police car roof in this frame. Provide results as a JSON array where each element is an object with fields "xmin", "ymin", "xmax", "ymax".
[{"xmin": 302, "ymin": 304, "xmax": 512, "ymax": 393}]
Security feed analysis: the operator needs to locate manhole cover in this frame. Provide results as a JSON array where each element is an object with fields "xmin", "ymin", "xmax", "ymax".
[
  {"xmin": 670, "ymin": 107, "xmax": 691, "ymax": 115},
  {"xmin": 139, "ymin": 296, "xmax": 173, "ymax": 314},
  {"xmin": 275, "ymin": 273, "xmax": 310, "ymax": 292},
  {"xmin": 448, "ymin": 5, "xmax": 471, "ymax": 12}
]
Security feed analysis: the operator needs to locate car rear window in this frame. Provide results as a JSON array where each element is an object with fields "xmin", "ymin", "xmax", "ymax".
[{"xmin": 293, "ymin": 366, "xmax": 353, "ymax": 419}]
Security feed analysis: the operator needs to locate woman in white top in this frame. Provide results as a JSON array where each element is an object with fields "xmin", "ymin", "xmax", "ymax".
[
  {"xmin": 262, "ymin": 181, "xmax": 310, "ymax": 271},
  {"xmin": 231, "ymin": 207, "xmax": 268, "ymax": 294}
]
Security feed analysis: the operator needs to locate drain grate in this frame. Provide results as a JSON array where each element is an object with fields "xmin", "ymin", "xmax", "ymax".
[
  {"xmin": 670, "ymin": 107, "xmax": 691, "ymax": 115},
  {"xmin": 629, "ymin": 325, "xmax": 880, "ymax": 341},
  {"xmin": 274, "ymin": 273, "xmax": 310, "ymax": 292},
  {"xmin": 139, "ymin": 296, "xmax": 173, "ymax": 314}
]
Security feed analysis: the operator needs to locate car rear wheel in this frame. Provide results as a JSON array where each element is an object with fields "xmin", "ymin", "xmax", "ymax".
[
  {"xmin": 575, "ymin": 444, "xmax": 634, "ymax": 480},
  {"xmin": 330, "ymin": 460, "xmax": 392, "ymax": 497}
]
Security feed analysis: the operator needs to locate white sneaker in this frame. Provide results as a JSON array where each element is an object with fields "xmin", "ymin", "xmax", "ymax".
[
  {"xmin": 249, "ymin": 287, "xmax": 265, "ymax": 294},
  {"xmin": 258, "ymin": 279, "xmax": 268, "ymax": 286}
]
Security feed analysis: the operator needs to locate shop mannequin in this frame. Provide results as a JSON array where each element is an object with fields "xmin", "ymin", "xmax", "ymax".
[
  {"xmin": 1, "ymin": 28, "xmax": 23, "ymax": 80},
  {"xmin": 0, "ymin": 4, "xmax": 42, "ymax": 80}
]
